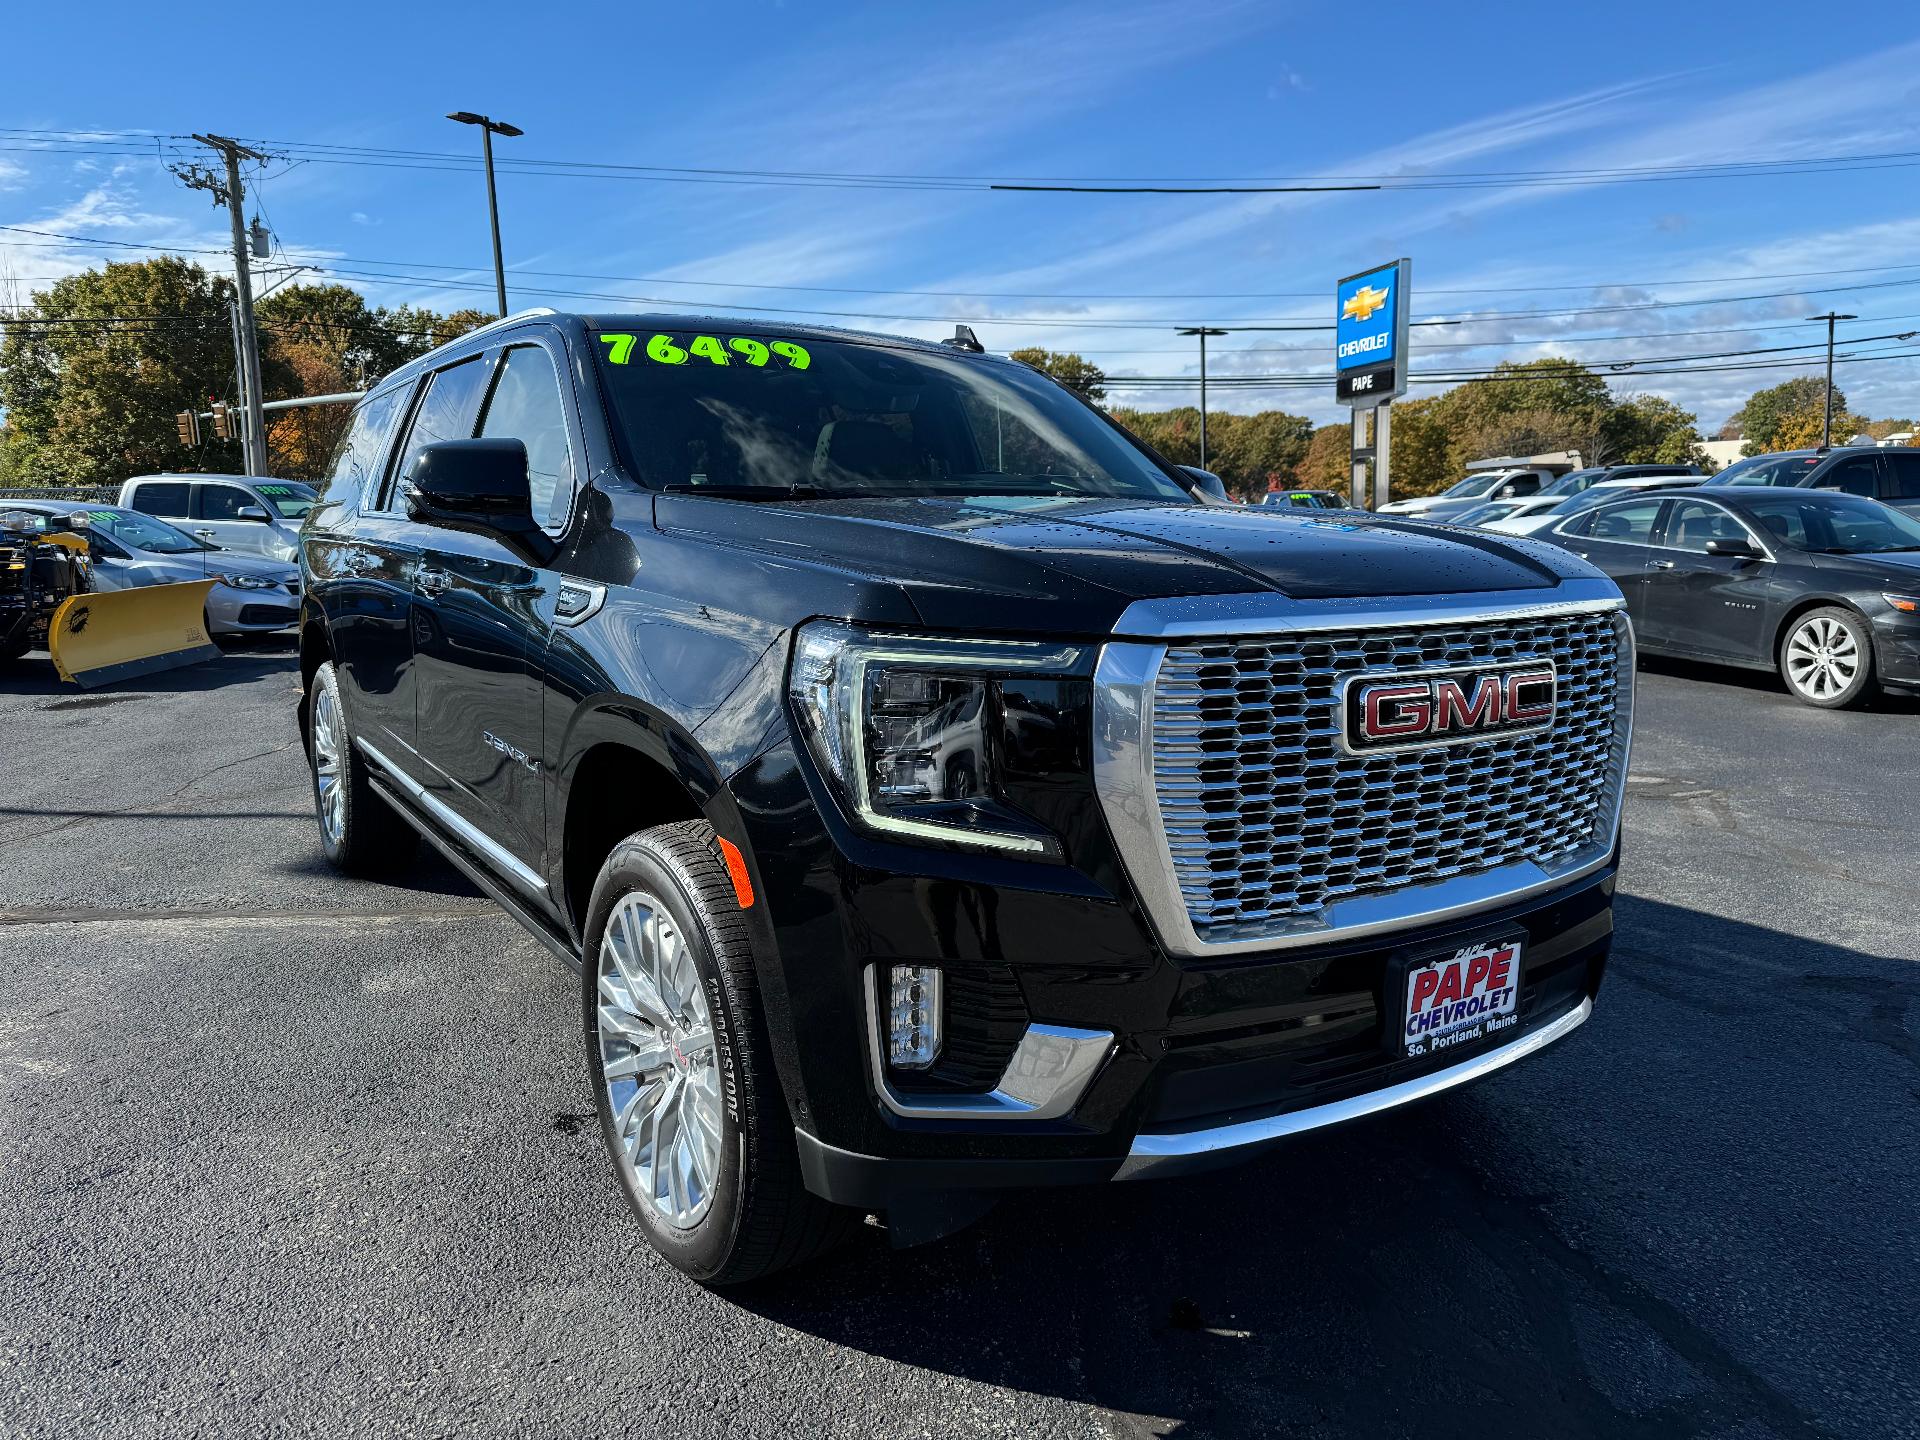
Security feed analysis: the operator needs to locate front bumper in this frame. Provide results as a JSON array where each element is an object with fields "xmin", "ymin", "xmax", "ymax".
[
  {"xmin": 1872, "ymin": 611, "xmax": 1920, "ymax": 687},
  {"xmin": 727, "ymin": 737, "xmax": 1615, "ymax": 1208},
  {"xmin": 206, "ymin": 583, "xmax": 300, "ymax": 634}
]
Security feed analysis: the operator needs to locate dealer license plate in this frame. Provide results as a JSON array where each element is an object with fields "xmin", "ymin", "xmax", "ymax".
[{"xmin": 1400, "ymin": 937, "xmax": 1522, "ymax": 1058}]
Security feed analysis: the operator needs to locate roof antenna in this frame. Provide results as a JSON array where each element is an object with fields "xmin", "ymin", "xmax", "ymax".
[{"xmin": 942, "ymin": 324, "xmax": 984, "ymax": 353}]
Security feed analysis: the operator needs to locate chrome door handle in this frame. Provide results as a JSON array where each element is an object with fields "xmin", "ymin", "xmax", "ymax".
[
  {"xmin": 416, "ymin": 567, "xmax": 449, "ymax": 596},
  {"xmin": 193, "ymin": 528, "xmax": 217, "ymax": 538},
  {"xmin": 1649, "ymin": 559, "xmax": 1676, "ymax": 570}
]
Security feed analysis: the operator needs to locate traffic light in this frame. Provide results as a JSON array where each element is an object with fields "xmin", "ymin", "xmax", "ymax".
[
  {"xmin": 211, "ymin": 400, "xmax": 232, "ymax": 440},
  {"xmin": 175, "ymin": 410, "xmax": 200, "ymax": 447}
]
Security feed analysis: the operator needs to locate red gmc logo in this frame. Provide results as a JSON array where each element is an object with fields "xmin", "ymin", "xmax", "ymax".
[{"xmin": 1342, "ymin": 662, "xmax": 1556, "ymax": 752}]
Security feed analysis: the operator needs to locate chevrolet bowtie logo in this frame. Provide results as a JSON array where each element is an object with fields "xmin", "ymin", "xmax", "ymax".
[{"xmin": 1343, "ymin": 284, "xmax": 1390, "ymax": 322}]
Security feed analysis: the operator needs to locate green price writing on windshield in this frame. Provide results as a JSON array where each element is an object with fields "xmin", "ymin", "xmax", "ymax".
[{"xmin": 599, "ymin": 333, "xmax": 810, "ymax": 370}]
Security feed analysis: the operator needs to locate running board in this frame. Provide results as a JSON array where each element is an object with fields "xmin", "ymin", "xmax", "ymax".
[{"xmin": 365, "ymin": 773, "xmax": 581, "ymax": 972}]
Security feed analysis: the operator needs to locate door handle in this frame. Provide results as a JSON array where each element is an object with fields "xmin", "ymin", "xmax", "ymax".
[
  {"xmin": 1649, "ymin": 559, "xmax": 1676, "ymax": 570},
  {"xmin": 416, "ymin": 567, "xmax": 449, "ymax": 596},
  {"xmin": 193, "ymin": 528, "xmax": 217, "ymax": 538}
]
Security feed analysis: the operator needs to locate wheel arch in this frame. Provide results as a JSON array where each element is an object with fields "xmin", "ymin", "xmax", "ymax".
[
  {"xmin": 553, "ymin": 698, "xmax": 733, "ymax": 943},
  {"xmin": 1770, "ymin": 594, "xmax": 1870, "ymax": 666}
]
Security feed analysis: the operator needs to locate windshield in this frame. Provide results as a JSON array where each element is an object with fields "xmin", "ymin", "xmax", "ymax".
[
  {"xmin": 84, "ymin": 507, "xmax": 209, "ymax": 554},
  {"xmin": 592, "ymin": 329, "xmax": 1192, "ymax": 502},
  {"xmin": 1443, "ymin": 474, "xmax": 1503, "ymax": 498},
  {"xmin": 254, "ymin": 481, "xmax": 318, "ymax": 519},
  {"xmin": 1740, "ymin": 494, "xmax": 1920, "ymax": 553},
  {"xmin": 1717, "ymin": 454, "xmax": 1821, "ymax": 486},
  {"xmin": 1538, "ymin": 469, "xmax": 1601, "ymax": 497}
]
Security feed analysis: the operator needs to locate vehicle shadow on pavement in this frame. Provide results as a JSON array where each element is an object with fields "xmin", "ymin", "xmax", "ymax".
[
  {"xmin": 0, "ymin": 637, "xmax": 298, "ymax": 698},
  {"xmin": 736, "ymin": 894, "xmax": 1916, "ymax": 1440}
]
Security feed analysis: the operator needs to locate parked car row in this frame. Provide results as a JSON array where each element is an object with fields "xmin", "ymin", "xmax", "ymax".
[{"xmin": 0, "ymin": 500, "xmax": 300, "ymax": 636}]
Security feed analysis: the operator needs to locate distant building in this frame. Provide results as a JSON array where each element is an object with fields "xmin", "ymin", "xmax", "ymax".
[{"xmin": 1699, "ymin": 439, "xmax": 1746, "ymax": 470}]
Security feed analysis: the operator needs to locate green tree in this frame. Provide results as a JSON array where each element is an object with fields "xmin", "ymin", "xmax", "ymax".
[
  {"xmin": 1430, "ymin": 357, "xmax": 1613, "ymax": 471},
  {"xmin": 1009, "ymin": 347, "xmax": 1107, "ymax": 403},
  {"xmin": 1208, "ymin": 409, "xmax": 1313, "ymax": 499},
  {"xmin": 0, "ymin": 258, "xmax": 241, "ymax": 485},
  {"xmin": 1606, "ymin": 393, "xmax": 1704, "ymax": 466},
  {"xmin": 1382, "ymin": 396, "xmax": 1454, "ymax": 498},
  {"xmin": 1727, "ymin": 377, "xmax": 1852, "ymax": 454}
]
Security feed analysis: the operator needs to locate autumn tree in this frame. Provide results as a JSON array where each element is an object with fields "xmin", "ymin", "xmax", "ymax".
[
  {"xmin": 1299, "ymin": 423, "xmax": 1350, "ymax": 490},
  {"xmin": 1726, "ymin": 377, "xmax": 1859, "ymax": 454}
]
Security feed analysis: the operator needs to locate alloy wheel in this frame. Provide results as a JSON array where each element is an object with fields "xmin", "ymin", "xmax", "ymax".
[
  {"xmin": 596, "ymin": 891, "xmax": 725, "ymax": 1230},
  {"xmin": 1785, "ymin": 617, "xmax": 1860, "ymax": 702},
  {"xmin": 311, "ymin": 684, "xmax": 345, "ymax": 844}
]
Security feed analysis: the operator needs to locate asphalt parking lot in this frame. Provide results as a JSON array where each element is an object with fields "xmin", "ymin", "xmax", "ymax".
[{"xmin": 1, "ymin": 643, "xmax": 1915, "ymax": 1440}]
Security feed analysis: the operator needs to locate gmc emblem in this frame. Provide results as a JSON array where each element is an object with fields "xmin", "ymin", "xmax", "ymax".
[{"xmin": 1340, "ymin": 662, "xmax": 1557, "ymax": 753}]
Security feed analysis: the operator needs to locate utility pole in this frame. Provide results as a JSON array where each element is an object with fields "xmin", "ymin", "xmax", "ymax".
[
  {"xmin": 227, "ymin": 298, "xmax": 251, "ymax": 458},
  {"xmin": 1806, "ymin": 311, "xmax": 1857, "ymax": 450},
  {"xmin": 172, "ymin": 135, "xmax": 277, "ymax": 474},
  {"xmin": 1176, "ymin": 327, "xmax": 1228, "ymax": 470}
]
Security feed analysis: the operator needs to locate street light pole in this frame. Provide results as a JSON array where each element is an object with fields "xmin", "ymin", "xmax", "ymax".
[
  {"xmin": 447, "ymin": 112, "xmax": 524, "ymax": 318},
  {"xmin": 1176, "ymin": 327, "xmax": 1228, "ymax": 469},
  {"xmin": 1807, "ymin": 311, "xmax": 1857, "ymax": 450}
]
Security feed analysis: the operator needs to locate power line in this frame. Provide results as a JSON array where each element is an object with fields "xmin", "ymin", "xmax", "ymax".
[{"xmin": 7, "ymin": 127, "xmax": 1920, "ymax": 194}]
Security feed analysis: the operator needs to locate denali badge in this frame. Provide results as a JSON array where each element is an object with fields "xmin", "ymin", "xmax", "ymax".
[{"xmin": 1340, "ymin": 661, "xmax": 1556, "ymax": 753}]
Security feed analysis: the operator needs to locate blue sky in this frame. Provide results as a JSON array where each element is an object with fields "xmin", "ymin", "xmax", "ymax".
[{"xmin": 6, "ymin": 1, "xmax": 1920, "ymax": 431}]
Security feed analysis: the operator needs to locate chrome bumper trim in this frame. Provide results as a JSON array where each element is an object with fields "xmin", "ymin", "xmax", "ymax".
[
  {"xmin": 1115, "ymin": 997, "xmax": 1592, "ymax": 1180},
  {"xmin": 862, "ymin": 964, "xmax": 1113, "ymax": 1121}
]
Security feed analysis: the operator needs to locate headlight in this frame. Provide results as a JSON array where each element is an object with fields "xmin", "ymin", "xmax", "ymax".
[
  {"xmin": 788, "ymin": 621, "xmax": 1087, "ymax": 858},
  {"xmin": 216, "ymin": 572, "xmax": 278, "ymax": 589},
  {"xmin": 1885, "ymin": 593, "xmax": 1920, "ymax": 615}
]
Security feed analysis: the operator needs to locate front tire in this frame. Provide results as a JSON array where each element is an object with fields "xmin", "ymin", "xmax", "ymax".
[
  {"xmin": 307, "ymin": 660, "xmax": 417, "ymax": 874},
  {"xmin": 1779, "ymin": 607, "xmax": 1876, "ymax": 709},
  {"xmin": 582, "ymin": 821, "xmax": 856, "ymax": 1285}
]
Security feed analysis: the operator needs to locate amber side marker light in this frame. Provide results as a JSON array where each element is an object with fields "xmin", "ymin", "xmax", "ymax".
[
  {"xmin": 1884, "ymin": 594, "xmax": 1920, "ymax": 614},
  {"xmin": 716, "ymin": 835, "xmax": 756, "ymax": 909}
]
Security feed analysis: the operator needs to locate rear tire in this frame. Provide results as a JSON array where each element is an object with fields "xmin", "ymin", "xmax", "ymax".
[
  {"xmin": 1779, "ymin": 607, "xmax": 1876, "ymax": 709},
  {"xmin": 307, "ymin": 660, "xmax": 417, "ymax": 875},
  {"xmin": 581, "ymin": 821, "xmax": 858, "ymax": 1285}
]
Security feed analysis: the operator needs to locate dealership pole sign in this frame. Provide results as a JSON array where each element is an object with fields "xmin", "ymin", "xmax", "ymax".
[{"xmin": 1335, "ymin": 257, "xmax": 1410, "ymax": 408}]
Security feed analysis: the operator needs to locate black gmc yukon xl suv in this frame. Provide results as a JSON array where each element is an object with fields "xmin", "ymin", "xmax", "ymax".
[{"xmin": 299, "ymin": 309, "xmax": 1633, "ymax": 1284}]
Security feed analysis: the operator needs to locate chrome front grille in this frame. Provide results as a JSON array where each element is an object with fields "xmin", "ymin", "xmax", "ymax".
[{"xmin": 1147, "ymin": 607, "xmax": 1630, "ymax": 944}]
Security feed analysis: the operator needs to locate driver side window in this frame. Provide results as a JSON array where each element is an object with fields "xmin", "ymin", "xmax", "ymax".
[{"xmin": 1816, "ymin": 457, "xmax": 1878, "ymax": 498}]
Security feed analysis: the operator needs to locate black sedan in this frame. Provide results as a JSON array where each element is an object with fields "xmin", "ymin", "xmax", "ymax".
[{"xmin": 1542, "ymin": 488, "xmax": 1920, "ymax": 707}]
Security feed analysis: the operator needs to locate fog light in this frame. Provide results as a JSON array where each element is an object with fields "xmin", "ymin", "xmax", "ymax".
[{"xmin": 887, "ymin": 965, "xmax": 943, "ymax": 1069}]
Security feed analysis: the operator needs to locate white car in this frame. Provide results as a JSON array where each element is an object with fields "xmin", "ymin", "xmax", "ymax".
[
  {"xmin": 118, "ymin": 474, "xmax": 318, "ymax": 562},
  {"xmin": 1378, "ymin": 466, "xmax": 1555, "ymax": 518},
  {"xmin": 1483, "ymin": 475, "xmax": 1705, "ymax": 537},
  {"xmin": 8, "ymin": 501, "xmax": 301, "ymax": 634}
]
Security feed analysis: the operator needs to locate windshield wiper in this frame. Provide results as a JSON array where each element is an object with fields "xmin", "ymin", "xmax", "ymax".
[{"xmin": 661, "ymin": 484, "xmax": 831, "ymax": 501}]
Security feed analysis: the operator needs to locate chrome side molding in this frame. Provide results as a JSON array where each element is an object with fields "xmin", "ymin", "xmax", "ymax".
[
  {"xmin": 356, "ymin": 737, "xmax": 549, "ymax": 899},
  {"xmin": 861, "ymin": 964, "xmax": 1113, "ymax": 1121}
]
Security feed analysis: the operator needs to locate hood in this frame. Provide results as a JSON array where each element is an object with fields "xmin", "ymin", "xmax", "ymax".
[
  {"xmin": 197, "ymin": 548, "xmax": 297, "ymax": 581},
  {"xmin": 657, "ymin": 493, "xmax": 1579, "ymax": 634}
]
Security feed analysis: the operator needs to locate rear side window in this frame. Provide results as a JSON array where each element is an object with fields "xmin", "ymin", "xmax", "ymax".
[
  {"xmin": 1583, "ymin": 498, "xmax": 1663, "ymax": 543},
  {"xmin": 320, "ymin": 387, "xmax": 405, "ymax": 509},
  {"xmin": 128, "ymin": 481, "xmax": 190, "ymax": 517},
  {"xmin": 1815, "ymin": 456, "xmax": 1878, "ymax": 498},
  {"xmin": 196, "ymin": 483, "xmax": 258, "ymax": 520},
  {"xmin": 478, "ymin": 345, "xmax": 575, "ymax": 528},
  {"xmin": 1881, "ymin": 452, "xmax": 1920, "ymax": 500}
]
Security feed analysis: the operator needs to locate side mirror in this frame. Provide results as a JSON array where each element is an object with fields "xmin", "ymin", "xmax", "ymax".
[
  {"xmin": 236, "ymin": 504, "xmax": 272, "ymax": 522},
  {"xmin": 403, "ymin": 439, "xmax": 549, "ymax": 554},
  {"xmin": 1177, "ymin": 465, "xmax": 1231, "ymax": 504},
  {"xmin": 1704, "ymin": 537, "xmax": 1762, "ymax": 559}
]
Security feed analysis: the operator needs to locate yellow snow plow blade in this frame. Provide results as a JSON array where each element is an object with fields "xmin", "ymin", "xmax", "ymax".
[{"xmin": 48, "ymin": 580, "xmax": 221, "ymax": 689}]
